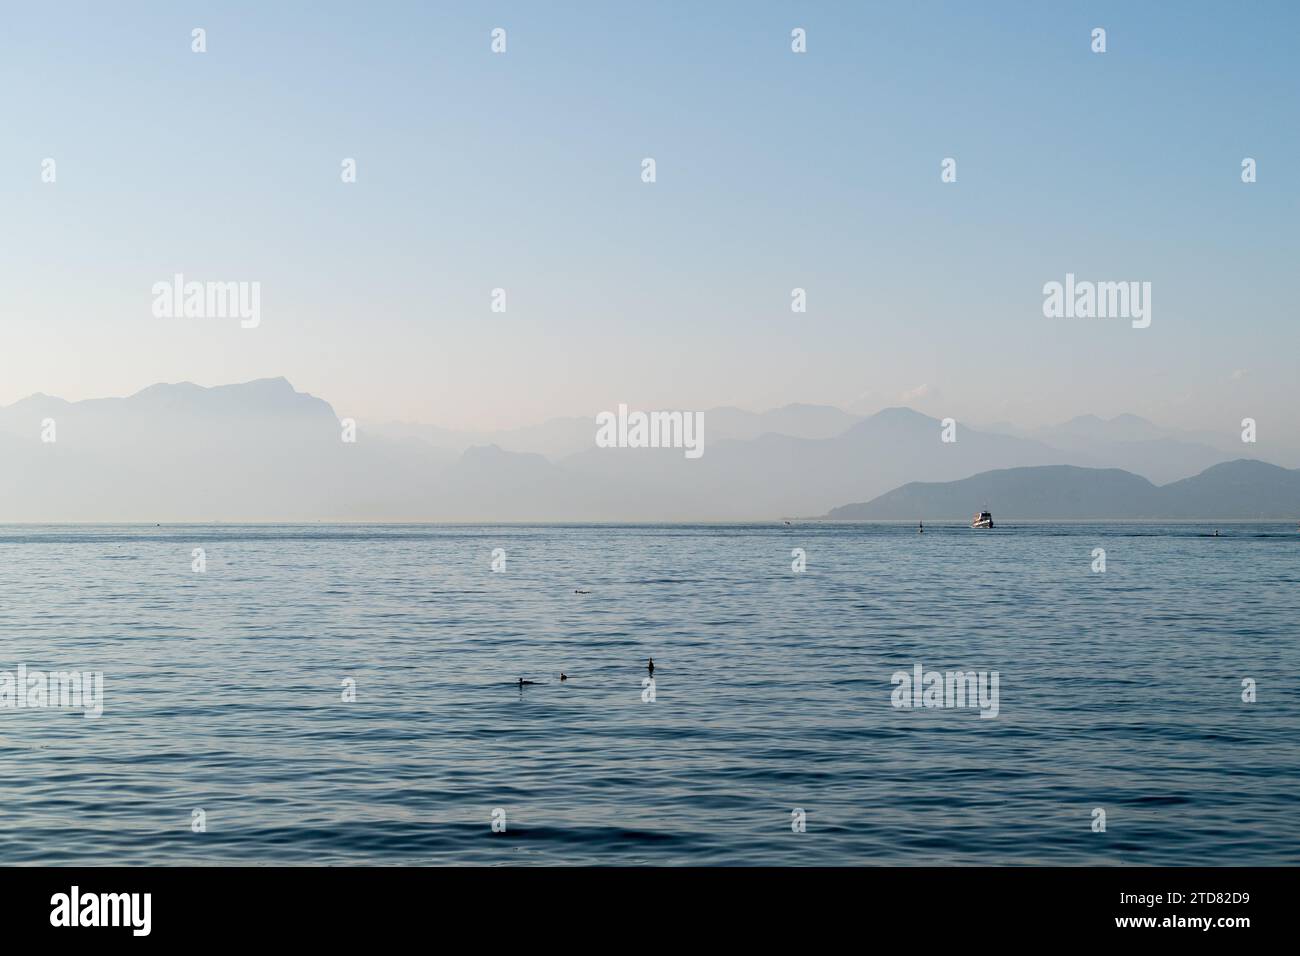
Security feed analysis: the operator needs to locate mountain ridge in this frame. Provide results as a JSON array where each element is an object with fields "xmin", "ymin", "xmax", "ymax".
[
  {"xmin": 826, "ymin": 460, "xmax": 1300, "ymax": 520},
  {"xmin": 0, "ymin": 378, "xmax": 1290, "ymax": 521}
]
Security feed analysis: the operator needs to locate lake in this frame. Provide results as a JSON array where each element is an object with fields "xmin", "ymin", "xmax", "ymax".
[{"xmin": 0, "ymin": 522, "xmax": 1296, "ymax": 865}]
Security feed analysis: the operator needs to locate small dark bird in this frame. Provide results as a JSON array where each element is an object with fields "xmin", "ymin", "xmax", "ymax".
[
  {"xmin": 560, "ymin": 673, "xmax": 568, "ymax": 682},
  {"xmin": 647, "ymin": 658, "xmax": 655, "ymax": 675}
]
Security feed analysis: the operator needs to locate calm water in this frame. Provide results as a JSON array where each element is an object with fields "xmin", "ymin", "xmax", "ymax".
[{"xmin": 0, "ymin": 523, "xmax": 1296, "ymax": 866}]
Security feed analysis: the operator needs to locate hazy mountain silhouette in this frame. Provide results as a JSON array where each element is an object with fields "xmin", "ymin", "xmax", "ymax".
[
  {"xmin": 975, "ymin": 413, "xmax": 1252, "ymax": 484},
  {"xmin": 370, "ymin": 402, "xmax": 861, "ymax": 460},
  {"xmin": 0, "ymin": 378, "xmax": 443, "ymax": 521},
  {"xmin": 0, "ymin": 378, "xmax": 1276, "ymax": 521},
  {"xmin": 557, "ymin": 407, "xmax": 1069, "ymax": 519},
  {"xmin": 826, "ymin": 460, "xmax": 1300, "ymax": 520}
]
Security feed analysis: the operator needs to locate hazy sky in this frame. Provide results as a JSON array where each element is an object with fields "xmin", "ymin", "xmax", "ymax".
[{"xmin": 2, "ymin": 1, "xmax": 1297, "ymax": 434}]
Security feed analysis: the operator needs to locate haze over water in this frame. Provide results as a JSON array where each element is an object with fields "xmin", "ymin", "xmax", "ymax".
[{"xmin": 1, "ymin": 522, "xmax": 1295, "ymax": 865}]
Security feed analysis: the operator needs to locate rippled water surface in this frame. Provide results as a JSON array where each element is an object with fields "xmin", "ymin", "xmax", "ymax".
[{"xmin": 0, "ymin": 523, "xmax": 1296, "ymax": 865}]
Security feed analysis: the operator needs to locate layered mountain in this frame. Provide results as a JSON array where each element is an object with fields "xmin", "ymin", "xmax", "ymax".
[
  {"xmin": 0, "ymin": 378, "xmax": 445, "ymax": 521},
  {"xmin": 0, "ymin": 379, "xmax": 1279, "ymax": 521},
  {"xmin": 369, "ymin": 402, "xmax": 862, "ymax": 460},
  {"xmin": 974, "ymin": 414, "xmax": 1249, "ymax": 485},
  {"xmin": 556, "ymin": 407, "xmax": 1067, "ymax": 519},
  {"xmin": 826, "ymin": 460, "xmax": 1300, "ymax": 520}
]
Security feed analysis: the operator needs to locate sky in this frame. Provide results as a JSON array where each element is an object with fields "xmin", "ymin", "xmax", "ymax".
[{"xmin": 1, "ymin": 1, "xmax": 1297, "ymax": 436}]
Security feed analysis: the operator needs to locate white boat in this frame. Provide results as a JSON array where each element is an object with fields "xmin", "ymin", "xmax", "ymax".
[{"xmin": 971, "ymin": 510, "xmax": 994, "ymax": 529}]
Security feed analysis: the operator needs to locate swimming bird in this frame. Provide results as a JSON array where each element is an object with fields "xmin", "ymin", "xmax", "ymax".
[
  {"xmin": 560, "ymin": 673, "xmax": 568, "ymax": 682},
  {"xmin": 647, "ymin": 658, "xmax": 654, "ymax": 675},
  {"xmin": 517, "ymin": 677, "xmax": 540, "ymax": 687}
]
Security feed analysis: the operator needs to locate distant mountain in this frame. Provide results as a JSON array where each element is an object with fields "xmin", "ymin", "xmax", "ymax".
[
  {"xmin": 826, "ymin": 460, "xmax": 1300, "ymax": 520},
  {"xmin": 402, "ymin": 406, "xmax": 1257, "ymax": 490},
  {"xmin": 1160, "ymin": 460, "xmax": 1300, "ymax": 516},
  {"xmin": 369, "ymin": 402, "xmax": 862, "ymax": 460},
  {"xmin": 557, "ymin": 407, "xmax": 1070, "ymax": 519},
  {"xmin": 1051, "ymin": 413, "xmax": 1174, "ymax": 443},
  {"xmin": 0, "ymin": 378, "xmax": 447, "ymax": 521},
  {"xmin": 1, "ymin": 379, "xmax": 1280, "ymax": 521},
  {"xmin": 975, "ymin": 413, "xmax": 1241, "ymax": 485}
]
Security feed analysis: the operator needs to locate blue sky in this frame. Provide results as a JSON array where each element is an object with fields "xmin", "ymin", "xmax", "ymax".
[{"xmin": 2, "ymin": 1, "xmax": 1297, "ymax": 436}]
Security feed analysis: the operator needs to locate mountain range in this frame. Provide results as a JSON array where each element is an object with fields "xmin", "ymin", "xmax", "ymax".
[
  {"xmin": 826, "ymin": 461, "xmax": 1300, "ymax": 520},
  {"xmin": 0, "ymin": 378, "xmax": 1293, "ymax": 521}
]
